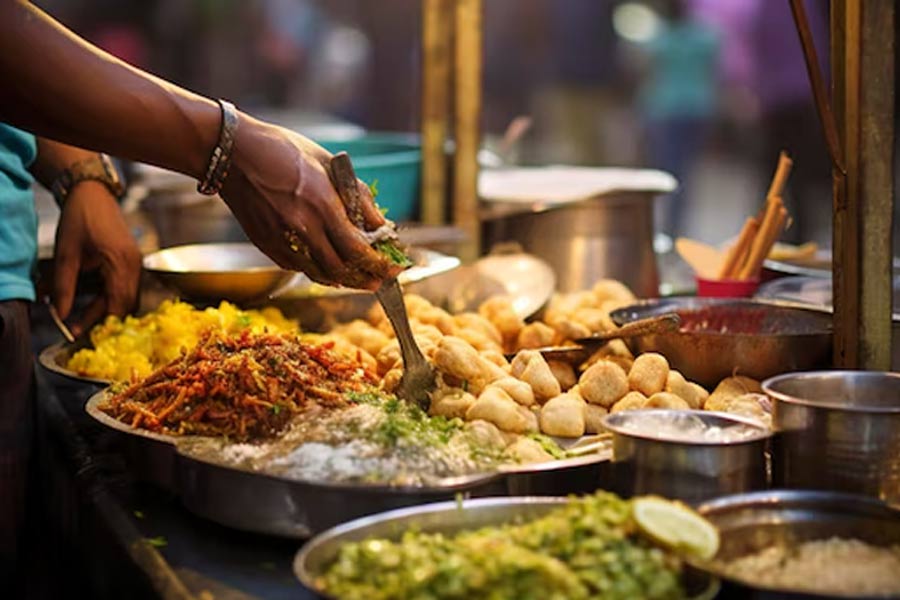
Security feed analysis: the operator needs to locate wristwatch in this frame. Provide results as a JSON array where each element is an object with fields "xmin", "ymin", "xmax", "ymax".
[{"xmin": 50, "ymin": 153, "xmax": 124, "ymax": 206}]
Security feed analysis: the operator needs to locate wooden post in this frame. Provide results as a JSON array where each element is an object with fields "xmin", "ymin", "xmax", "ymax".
[
  {"xmin": 453, "ymin": 0, "xmax": 482, "ymax": 262},
  {"xmin": 420, "ymin": 0, "xmax": 452, "ymax": 225},
  {"xmin": 831, "ymin": 0, "xmax": 895, "ymax": 369}
]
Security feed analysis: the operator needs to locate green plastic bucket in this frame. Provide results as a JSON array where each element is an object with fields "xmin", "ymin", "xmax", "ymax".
[{"xmin": 317, "ymin": 134, "xmax": 421, "ymax": 222}]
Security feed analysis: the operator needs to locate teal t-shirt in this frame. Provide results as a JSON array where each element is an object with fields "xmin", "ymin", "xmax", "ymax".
[{"xmin": 0, "ymin": 124, "xmax": 37, "ymax": 302}]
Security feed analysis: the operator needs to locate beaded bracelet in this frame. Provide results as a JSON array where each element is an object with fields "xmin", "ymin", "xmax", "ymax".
[{"xmin": 197, "ymin": 99, "xmax": 239, "ymax": 196}]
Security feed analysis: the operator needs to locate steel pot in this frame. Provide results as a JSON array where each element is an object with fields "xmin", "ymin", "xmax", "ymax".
[
  {"xmin": 764, "ymin": 371, "xmax": 900, "ymax": 505},
  {"xmin": 601, "ymin": 409, "xmax": 771, "ymax": 504}
]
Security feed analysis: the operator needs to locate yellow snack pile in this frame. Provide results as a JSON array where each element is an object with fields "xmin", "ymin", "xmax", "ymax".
[{"xmin": 66, "ymin": 299, "xmax": 298, "ymax": 382}]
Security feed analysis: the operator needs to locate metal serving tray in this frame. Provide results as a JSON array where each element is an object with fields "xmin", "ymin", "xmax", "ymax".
[
  {"xmin": 87, "ymin": 388, "xmax": 614, "ymax": 539},
  {"xmin": 174, "ymin": 443, "xmax": 612, "ymax": 539},
  {"xmin": 85, "ymin": 390, "xmax": 199, "ymax": 491},
  {"xmin": 39, "ymin": 340, "xmax": 112, "ymax": 387},
  {"xmin": 294, "ymin": 496, "xmax": 718, "ymax": 599}
]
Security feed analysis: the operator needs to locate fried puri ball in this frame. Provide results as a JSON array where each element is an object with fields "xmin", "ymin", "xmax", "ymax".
[
  {"xmin": 665, "ymin": 370, "xmax": 707, "ymax": 410},
  {"xmin": 571, "ymin": 307, "xmax": 616, "ymax": 334},
  {"xmin": 381, "ymin": 368, "xmax": 402, "ymax": 393},
  {"xmin": 518, "ymin": 405, "xmax": 540, "ymax": 433},
  {"xmin": 539, "ymin": 393, "xmax": 586, "ymax": 438},
  {"xmin": 579, "ymin": 360, "xmax": 629, "ymax": 407},
  {"xmin": 479, "ymin": 349, "xmax": 510, "ymax": 370},
  {"xmin": 645, "ymin": 392, "xmax": 690, "ymax": 410},
  {"xmin": 505, "ymin": 437, "xmax": 555, "ymax": 464},
  {"xmin": 584, "ymin": 403, "xmax": 609, "ymax": 434},
  {"xmin": 334, "ymin": 320, "xmax": 392, "ymax": 358},
  {"xmin": 610, "ymin": 391, "xmax": 648, "ymax": 413},
  {"xmin": 510, "ymin": 350, "xmax": 561, "ymax": 402},
  {"xmin": 591, "ymin": 279, "xmax": 636, "ymax": 306},
  {"xmin": 550, "ymin": 319, "xmax": 592, "ymax": 343},
  {"xmin": 464, "ymin": 420, "xmax": 508, "ymax": 450},
  {"xmin": 429, "ymin": 388, "xmax": 476, "ymax": 419},
  {"xmin": 466, "ymin": 386, "xmax": 531, "ymax": 433},
  {"xmin": 457, "ymin": 327, "xmax": 503, "ymax": 354},
  {"xmin": 710, "ymin": 393, "xmax": 771, "ymax": 428},
  {"xmin": 434, "ymin": 336, "xmax": 505, "ymax": 394},
  {"xmin": 454, "ymin": 313, "xmax": 502, "ymax": 345},
  {"xmin": 415, "ymin": 305, "xmax": 458, "ymax": 336},
  {"xmin": 376, "ymin": 336, "xmax": 438, "ymax": 375},
  {"xmin": 478, "ymin": 296, "xmax": 524, "ymax": 347},
  {"xmin": 706, "ymin": 376, "xmax": 763, "ymax": 412},
  {"xmin": 318, "ymin": 335, "xmax": 378, "ymax": 373},
  {"xmin": 516, "ymin": 321, "xmax": 557, "ymax": 350},
  {"xmin": 547, "ymin": 360, "xmax": 577, "ymax": 391},
  {"xmin": 628, "ymin": 353, "xmax": 670, "ymax": 396},
  {"xmin": 488, "ymin": 376, "xmax": 536, "ymax": 407}
]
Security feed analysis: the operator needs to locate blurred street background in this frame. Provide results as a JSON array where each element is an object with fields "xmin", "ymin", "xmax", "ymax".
[{"xmin": 36, "ymin": 0, "xmax": 896, "ymax": 250}]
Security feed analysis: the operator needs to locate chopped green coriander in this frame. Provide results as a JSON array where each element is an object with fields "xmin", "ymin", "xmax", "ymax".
[{"xmin": 146, "ymin": 536, "xmax": 168, "ymax": 548}]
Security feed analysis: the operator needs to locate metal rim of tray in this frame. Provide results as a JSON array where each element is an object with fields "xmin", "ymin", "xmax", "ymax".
[
  {"xmin": 294, "ymin": 495, "xmax": 720, "ymax": 600},
  {"xmin": 610, "ymin": 297, "xmax": 833, "ymax": 338},
  {"xmin": 39, "ymin": 341, "xmax": 112, "ymax": 387},
  {"xmin": 85, "ymin": 389, "xmax": 192, "ymax": 445}
]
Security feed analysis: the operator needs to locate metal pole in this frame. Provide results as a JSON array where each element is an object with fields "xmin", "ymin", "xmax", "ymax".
[
  {"xmin": 831, "ymin": 0, "xmax": 894, "ymax": 369},
  {"xmin": 453, "ymin": 0, "xmax": 482, "ymax": 262},
  {"xmin": 420, "ymin": 0, "xmax": 452, "ymax": 225}
]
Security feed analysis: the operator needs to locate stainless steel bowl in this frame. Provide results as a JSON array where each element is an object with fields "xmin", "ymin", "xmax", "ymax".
[
  {"xmin": 764, "ymin": 371, "xmax": 900, "ymax": 505},
  {"xmin": 610, "ymin": 298, "xmax": 833, "ymax": 388},
  {"xmin": 696, "ymin": 489, "xmax": 900, "ymax": 599},
  {"xmin": 602, "ymin": 410, "xmax": 772, "ymax": 504},
  {"xmin": 294, "ymin": 497, "xmax": 719, "ymax": 599},
  {"xmin": 143, "ymin": 242, "xmax": 294, "ymax": 305}
]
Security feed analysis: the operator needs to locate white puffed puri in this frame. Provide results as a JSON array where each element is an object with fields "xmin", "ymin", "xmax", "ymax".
[
  {"xmin": 539, "ymin": 392, "xmax": 586, "ymax": 437},
  {"xmin": 506, "ymin": 437, "xmax": 555, "ymax": 463},
  {"xmin": 487, "ymin": 377, "xmax": 536, "ymax": 407},
  {"xmin": 584, "ymin": 403, "xmax": 609, "ymax": 434},
  {"xmin": 610, "ymin": 391, "xmax": 648, "ymax": 413},
  {"xmin": 628, "ymin": 352, "xmax": 670, "ymax": 396},
  {"xmin": 579, "ymin": 360, "xmax": 629, "ymax": 407},
  {"xmin": 428, "ymin": 388, "xmax": 476, "ymax": 419},
  {"xmin": 510, "ymin": 350, "xmax": 561, "ymax": 402},
  {"xmin": 466, "ymin": 386, "xmax": 532, "ymax": 433}
]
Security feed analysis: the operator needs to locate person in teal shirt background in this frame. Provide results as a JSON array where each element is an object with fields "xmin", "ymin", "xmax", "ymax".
[
  {"xmin": 0, "ymin": 125, "xmax": 39, "ymax": 303},
  {"xmin": 0, "ymin": 124, "xmax": 142, "ymax": 587}
]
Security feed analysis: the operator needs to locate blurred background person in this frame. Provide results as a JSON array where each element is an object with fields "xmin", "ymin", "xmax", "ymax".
[{"xmin": 637, "ymin": 0, "xmax": 720, "ymax": 237}]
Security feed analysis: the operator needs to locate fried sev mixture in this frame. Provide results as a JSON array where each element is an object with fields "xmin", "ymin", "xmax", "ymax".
[{"xmin": 100, "ymin": 330, "xmax": 378, "ymax": 440}]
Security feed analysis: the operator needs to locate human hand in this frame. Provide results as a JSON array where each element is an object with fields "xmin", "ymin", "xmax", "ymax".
[
  {"xmin": 52, "ymin": 181, "xmax": 142, "ymax": 335},
  {"xmin": 220, "ymin": 115, "xmax": 401, "ymax": 290}
]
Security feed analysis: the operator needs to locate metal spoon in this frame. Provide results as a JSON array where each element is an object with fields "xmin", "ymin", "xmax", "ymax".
[
  {"xmin": 329, "ymin": 153, "xmax": 435, "ymax": 409},
  {"xmin": 507, "ymin": 313, "xmax": 682, "ymax": 364}
]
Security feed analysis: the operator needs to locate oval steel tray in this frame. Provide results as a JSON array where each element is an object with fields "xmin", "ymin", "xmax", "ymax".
[
  {"xmin": 294, "ymin": 496, "xmax": 719, "ymax": 600},
  {"xmin": 85, "ymin": 390, "xmax": 201, "ymax": 490},
  {"xmin": 175, "ymin": 439, "xmax": 612, "ymax": 539},
  {"xmin": 87, "ymin": 388, "xmax": 613, "ymax": 538},
  {"xmin": 39, "ymin": 340, "xmax": 112, "ymax": 387}
]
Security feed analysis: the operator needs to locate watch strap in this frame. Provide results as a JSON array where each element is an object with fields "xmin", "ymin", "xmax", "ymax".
[{"xmin": 50, "ymin": 153, "xmax": 124, "ymax": 206}]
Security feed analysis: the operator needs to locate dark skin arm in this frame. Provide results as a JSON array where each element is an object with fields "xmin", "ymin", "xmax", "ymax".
[
  {"xmin": 0, "ymin": 0, "xmax": 396, "ymax": 290},
  {"xmin": 30, "ymin": 138, "xmax": 142, "ymax": 333}
]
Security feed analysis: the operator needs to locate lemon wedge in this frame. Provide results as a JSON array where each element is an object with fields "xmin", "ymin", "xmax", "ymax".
[{"xmin": 633, "ymin": 496, "xmax": 720, "ymax": 561}]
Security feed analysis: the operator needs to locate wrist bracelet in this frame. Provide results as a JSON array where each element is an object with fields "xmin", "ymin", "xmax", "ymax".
[
  {"xmin": 197, "ymin": 99, "xmax": 239, "ymax": 196},
  {"xmin": 50, "ymin": 153, "xmax": 124, "ymax": 206}
]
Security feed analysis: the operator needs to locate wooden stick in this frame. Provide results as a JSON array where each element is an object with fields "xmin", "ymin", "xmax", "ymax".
[
  {"xmin": 420, "ymin": 0, "xmax": 453, "ymax": 225},
  {"xmin": 718, "ymin": 217, "xmax": 759, "ymax": 279},
  {"xmin": 766, "ymin": 151, "xmax": 794, "ymax": 200},
  {"xmin": 739, "ymin": 199, "xmax": 788, "ymax": 279}
]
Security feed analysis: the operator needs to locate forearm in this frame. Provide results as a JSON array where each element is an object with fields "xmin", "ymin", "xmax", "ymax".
[
  {"xmin": 0, "ymin": 0, "xmax": 218, "ymax": 179},
  {"xmin": 30, "ymin": 137, "xmax": 97, "ymax": 189}
]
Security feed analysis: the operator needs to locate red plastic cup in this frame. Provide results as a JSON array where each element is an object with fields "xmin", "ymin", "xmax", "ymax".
[{"xmin": 696, "ymin": 276, "xmax": 759, "ymax": 298}]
